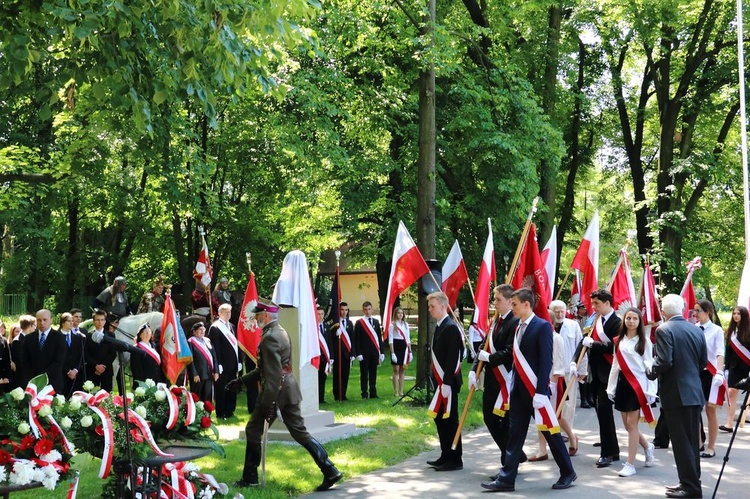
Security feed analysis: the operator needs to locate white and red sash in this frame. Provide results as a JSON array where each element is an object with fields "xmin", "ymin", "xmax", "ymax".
[
  {"xmin": 487, "ymin": 327, "xmax": 511, "ymax": 417},
  {"xmin": 705, "ymin": 360, "xmax": 728, "ymax": 407},
  {"xmin": 318, "ymin": 325, "xmax": 331, "ymax": 374},
  {"xmin": 213, "ymin": 320, "xmax": 238, "ymax": 362},
  {"xmin": 338, "ymin": 320, "xmax": 352, "ymax": 352},
  {"xmin": 591, "ymin": 316, "xmax": 614, "ymax": 365},
  {"xmin": 395, "ymin": 323, "xmax": 412, "ymax": 364},
  {"xmin": 188, "ymin": 337, "xmax": 214, "ymax": 371},
  {"xmin": 730, "ymin": 332, "xmax": 750, "ymax": 367},
  {"xmin": 512, "ymin": 325, "xmax": 560, "ymax": 433},
  {"xmin": 550, "ymin": 376, "xmax": 565, "ymax": 411},
  {"xmin": 358, "ymin": 317, "xmax": 381, "ymax": 354},
  {"xmin": 614, "ymin": 338, "xmax": 656, "ymax": 426},
  {"xmin": 137, "ymin": 341, "xmax": 161, "ymax": 365},
  {"xmin": 428, "ymin": 338, "xmax": 462, "ymax": 419}
]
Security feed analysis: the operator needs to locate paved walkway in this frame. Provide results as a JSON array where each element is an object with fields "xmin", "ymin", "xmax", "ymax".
[{"xmin": 306, "ymin": 404, "xmax": 750, "ymax": 498}]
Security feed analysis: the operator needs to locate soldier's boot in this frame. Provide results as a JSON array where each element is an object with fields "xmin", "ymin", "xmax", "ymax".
[
  {"xmin": 302, "ymin": 438, "xmax": 343, "ymax": 491},
  {"xmin": 234, "ymin": 441, "xmax": 261, "ymax": 487}
]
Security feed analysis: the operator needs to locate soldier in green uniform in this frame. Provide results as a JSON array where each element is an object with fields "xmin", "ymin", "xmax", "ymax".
[{"xmin": 229, "ymin": 300, "xmax": 342, "ymax": 491}]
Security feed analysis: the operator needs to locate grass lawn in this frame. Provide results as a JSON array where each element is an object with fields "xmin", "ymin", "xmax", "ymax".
[{"xmin": 11, "ymin": 360, "xmax": 484, "ymax": 498}]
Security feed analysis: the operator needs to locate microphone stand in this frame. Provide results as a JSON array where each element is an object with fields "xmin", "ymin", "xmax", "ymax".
[{"xmin": 113, "ymin": 350, "xmax": 137, "ymax": 499}]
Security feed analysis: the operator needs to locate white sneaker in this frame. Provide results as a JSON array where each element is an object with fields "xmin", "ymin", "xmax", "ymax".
[
  {"xmin": 644, "ymin": 442, "xmax": 655, "ymax": 467},
  {"xmin": 618, "ymin": 462, "xmax": 637, "ymax": 477}
]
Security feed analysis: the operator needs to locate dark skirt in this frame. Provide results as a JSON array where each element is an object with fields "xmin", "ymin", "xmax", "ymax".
[
  {"xmin": 700, "ymin": 369, "xmax": 713, "ymax": 400},
  {"xmin": 729, "ymin": 365, "xmax": 750, "ymax": 388},
  {"xmin": 391, "ymin": 339, "xmax": 408, "ymax": 365},
  {"xmin": 614, "ymin": 372, "xmax": 641, "ymax": 413}
]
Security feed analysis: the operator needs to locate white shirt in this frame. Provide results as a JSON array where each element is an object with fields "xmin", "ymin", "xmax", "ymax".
[
  {"xmin": 699, "ymin": 321, "xmax": 725, "ymax": 368},
  {"xmin": 388, "ymin": 320, "xmax": 411, "ymax": 344}
]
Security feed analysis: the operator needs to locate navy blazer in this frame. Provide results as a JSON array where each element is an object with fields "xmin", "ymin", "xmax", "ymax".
[
  {"xmin": 472, "ymin": 312, "xmax": 519, "ymax": 394},
  {"xmin": 647, "ymin": 315, "xmax": 707, "ymax": 409},
  {"xmin": 510, "ymin": 315, "xmax": 553, "ymax": 397}
]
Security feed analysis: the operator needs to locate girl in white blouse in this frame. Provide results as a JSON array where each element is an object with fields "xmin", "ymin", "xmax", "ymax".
[{"xmin": 388, "ymin": 307, "xmax": 412, "ymax": 397}]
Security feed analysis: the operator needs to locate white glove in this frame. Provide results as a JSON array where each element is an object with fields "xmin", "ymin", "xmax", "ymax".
[
  {"xmin": 582, "ymin": 337, "xmax": 594, "ymax": 348},
  {"xmin": 391, "ymin": 353, "xmax": 398, "ymax": 363},
  {"xmin": 532, "ymin": 393, "xmax": 547, "ymax": 409},
  {"xmin": 350, "ymin": 357, "xmax": 355, "ymax": 366},
  {"xmin": 644, "ymin": 358, "xmax": 654, "ymax": 370},
  {"xmin": 238, "ymin": 363, "xmax": 243, "ymax": 372},
  {"xmin": 329, "ymin": 359, "xmax": 334, "ymax": 366},
  {"xmin": 218, "ymin": 364, "xmax": 224, "ymax": 374},
  {"xmin": 569, "ymin": 362, "xmax": 578, "ymax": 378},
  {"xmin": 477, "ymin": 350, "xmax": 490, "ymax": 363},
  {"xmin": 336, "ymin": 327, "xmax": 342, "ymax": 337},
  {"xmin": 440, "ymin": 384, "xmax": 451, "ymax": 398},
  {"xmin": 607, "ymin": 391, "xmax": 616, "ymax": 402},
  {"xmin": 713, "ymin": 372, "xmax": 725, "ymax": 383},
  {"xmin": 357, "ymin": 355, "xmax": 364, "ymax": 362},
  {"xmin": 468, "ymin": 371, "xmax": 478, "ymax": 390},
  {"xmin": 379, "ymin": 353, "xmax": 385, "ymax": 364}
]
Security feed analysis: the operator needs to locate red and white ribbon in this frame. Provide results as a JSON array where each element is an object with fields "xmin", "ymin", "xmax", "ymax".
[
  {"xmin": 111, "ymin": 396, "xmax": 173, "ymax": 458},
  {"xmin": 706, "ymin": 360, "xmax": 728, "ymax": 407},
  {"xmin": 157, "ymin": 383, "xmax": 180, "ymax": 430},
  {"xmin": 512, "ymin": 330, "xmax": 560, "ymax": 434},
  {"xmin": 177, "ymin": 387, "xmax": 196, "ymax": 426},
  {"xmin": 73, "ymin": 389, "xmax": 114, "ymax": 478},
  {"xmin": 25, "ymin": 383, "xmax": 54, "ymax": 439}
]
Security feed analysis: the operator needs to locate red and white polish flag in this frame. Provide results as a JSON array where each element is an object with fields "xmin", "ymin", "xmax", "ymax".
[
  {"xmin": 470, "ymin": 219, "xmax": 496, "ymax": 339},
  {"xmin": 570, "ymin": 211, "xmax": 600, "ymax": 315},
  {"xmin": 442, "ymin": 240, "xmax": 469, "ymax": 309}
]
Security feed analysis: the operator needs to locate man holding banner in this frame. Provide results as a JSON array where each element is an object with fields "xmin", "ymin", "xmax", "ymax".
[{"xmin": 481, "ymin": 288, "xmax": 576, "ymax": 492}]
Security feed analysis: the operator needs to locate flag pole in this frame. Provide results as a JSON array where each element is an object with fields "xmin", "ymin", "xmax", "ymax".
[
  {"xmin": 556, "ymin": 238, "xmax": 631, "ymax": 417},
  {"xmin": 554, "ymin": 269, "xmax": 573, "ymax": 301},
  {"xmin": 200, "ymin": 226, "xmax": 214, "ymax": 321},
  {"xmin": 335, "ymin": 250, "xmax": 342, "ymax": 403},
  {"xmin": 452, "ymin": 197, "xmax": 539, "ymax": 449}
]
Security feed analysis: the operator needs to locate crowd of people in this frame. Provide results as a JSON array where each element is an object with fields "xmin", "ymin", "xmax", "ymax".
[{"xmin": 4, "ymin": 271, "xmax": 750, "ymax": 497}]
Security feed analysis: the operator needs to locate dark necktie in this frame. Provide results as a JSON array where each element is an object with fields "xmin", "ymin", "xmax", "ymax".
[
  {"xmin": 66, "ymin": 333, "xmax": 71, "ymax": 348},
  {"xmin": 700, "ymin": 325, "xmax": 705, "ymax": 331},
  {"xmin": 368, "ymin": 317, "xmax": 372, "ymax": 326},
  {"xmin": 39, "ymin": 332, "xmax": 47, "ymax": 348},
  {"xmin": 517, "ymin": 322, "xmax": 527, "ymax": 341}
]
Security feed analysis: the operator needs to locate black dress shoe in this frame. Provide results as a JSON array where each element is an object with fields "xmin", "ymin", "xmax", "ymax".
[
  {"xmin": 426, "ymin": 458, "xmax": 444, "ymax": 467},
  {"xmin": 481, "ymin": 479, "xmax": 515, "ymax": 491},
  {"xmin": 434, "ymin": 461, "xmax": 463, "ymax": 471},
  {"xmin": 596, "ymin": 456, "xmax": 613, "ymax": 467},
  {"xmin": 653, "ymin": 442, "xmax": 670, "ymax": 449},
  {"xmin": 489, "ymin": 472, "xmax": 499, "ymax": 481},
  {"xmin": 666, "ymin": 484, "xmax": 682, "ymax": 492},
  {"xmin": 581, "ymin": 400, "xmax": 591, "ymax": 408},
  {"xmin": 665, "ymin": 488, "xmax": 702, "ymax": 498},
  {"xmin": 316, "ymin": 467, "xmax": 343, "ymax": 491},
  {"xmin": 234, "ymin": 478, "xmax": 259, "ymax": 487},
  {"xmin": 552, "ymin": 472, "xmax": 577, "ymax": 490}
]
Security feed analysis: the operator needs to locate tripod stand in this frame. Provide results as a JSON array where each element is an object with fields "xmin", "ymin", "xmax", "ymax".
[
  {"xmin": 712, "ymin": 384, "xmax": 750, "ymax": 499},
  {"xmin": 392, "ymin": 344, "xmax": 435, "ymax": 406}
]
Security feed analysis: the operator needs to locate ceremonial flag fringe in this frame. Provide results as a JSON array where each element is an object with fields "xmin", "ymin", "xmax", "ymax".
[
  {"xmin": 382, "ymin": 221, "xmax": 431, "ymax": 341},
  {"xmin": 272, "ymin": 250, "xmax": 321, "ymax": 369},
  {"xmin": 540, "ymin": 225, "xmax": 557, "ymax": 303},
  {"xmin": 442, "ymin": 240, "xmax": 469, "ymax": 309},
  {"xmin": 237, "ymin": 272, "xmax": 263, "ymax": 362},
  {"xmin": 609, "ymin": 249, "xmax": 637, "ymax": 311},
  {"xmin": 570, "ymin": 211, "xmax": 600, "ymax": 314},
  {"xmin": 193, "ymin": 233, "xmax": 213, "ymax": 287},
  {"xmin": 470, "ymin": 219, "xmax": 496, "ymax": 339},
  {"xmin": 510, "ymin": 223, "xmax": 551, "ymax": 322},
  {"xmin": 160, "ymin": 294, "xmax": 192, "ymax": 385},
  {"xmin": 680, "ymin": 256, "xmax": 702, "ymax": 319}
]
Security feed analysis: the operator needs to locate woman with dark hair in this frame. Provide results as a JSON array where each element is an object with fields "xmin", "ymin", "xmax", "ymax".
[
  {"xmin": 130, "ymin": 323, "xmax": 164, "ymax": 388},
  {"xmin": 388, "ymin": 306, "xmax": 412, "ymax": 397},
  {"xmin": 693, "ymin": 299, "xmax": 724, "ymax": 457},
  {"xmin": 721, "ymin": 306, "xmax": 750, "ymax": 431},
  {"xmin": 606, "ymin": 308, "xmax": 657, "ymax": 477},
  {"xmin": 0, "ymin": 321, "xmax": 10, "ymax": 394}
]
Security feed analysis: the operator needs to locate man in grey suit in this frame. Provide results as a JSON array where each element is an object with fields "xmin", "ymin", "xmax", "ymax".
[{"xmin": 647, "ymin": 294, "xmax": 707, "ymax": 498}]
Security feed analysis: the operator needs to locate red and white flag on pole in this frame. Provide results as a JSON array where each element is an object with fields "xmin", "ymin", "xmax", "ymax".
[
  {"xmin": 570, "ymin": 211, "xmax": 600, "ymax": 315},
  {"xmin": 639, "ymin": 261, "xmax": 662, "ymax": 325},
  {"xmin": 382, "ymin": 221, "xmax": 431, "ymax": 341},
  {"xmin": 680, "ymin": 256, "xmax": 702, "ymax": 319},
  {"xmin": 442, "ymin": 240, "xmax": 469, "ymax": 309},
  {"xmin": 510, "ymin": 223, "xmax": 551, "ymax": 322},
  {"xmin": 540, "ymin": 225, "xmax": 557, "ymax": 303},
  {"xmin": 609, "ymin": 249, "xmax": 637, "ymax": 311},
  {"xmin": 237, "ymin": 272, "xmax": 263, "ymax": 362},
  {"xmin": 470, "ymin": 219, "xmax": 496, "ymax": 339},
  {"xmin": 193, "ymin": 233, "xmax": 213, "ymax": 287}
]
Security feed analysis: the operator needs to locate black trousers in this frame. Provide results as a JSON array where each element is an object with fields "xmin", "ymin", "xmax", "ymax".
[
  {"xmin": 215, "ymin": 370, "xmax": 238, "ymax": 417},
  {"xmin": 359, "ymin": 354, "xmax": 378, "ymax": 398},
  {"xmin": 592, "ymin": 375, "xmax": 619, "ymax": 458},
  {"xmin": 663, "ymin": 405, "xmax": 702, "ymax": 495},
  {"xmin": 498, "ymin": 391, "xmax": 574, "ymax": 484},
  {"xmin": 434, "ymin": 387, "xmax": 462, "ymax": 464},
  {"xmin": 482, "ymin": 388, "xmax": 510, "ymax": 461},
  {"xmin": 332, "ymin": 357, "xmax": 351, "ymax": 401},
  {"xmin": 318, "ymin": 366, "xmax": 328, "ymax": 403},
  {"xmin": 190, "ymin": 378, "xmax": 214, "ymax": 403}
]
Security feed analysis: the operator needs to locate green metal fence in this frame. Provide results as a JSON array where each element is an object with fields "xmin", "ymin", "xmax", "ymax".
[{"xmin": 1, "ymin": 294, "xmax": 27, "ymax": 316}]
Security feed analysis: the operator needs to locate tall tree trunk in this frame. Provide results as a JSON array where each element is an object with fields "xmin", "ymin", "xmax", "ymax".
[
  {"xmin": 62, "ymin": 196, "xmax": 79, "ymax": 308},
  {"xmin": 416, "ymin": 0, "xmax": 437, "ymax": 390},
  {"xmin": 538, "ymin": 5, "xmax": 562, "ymax": 239}
]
